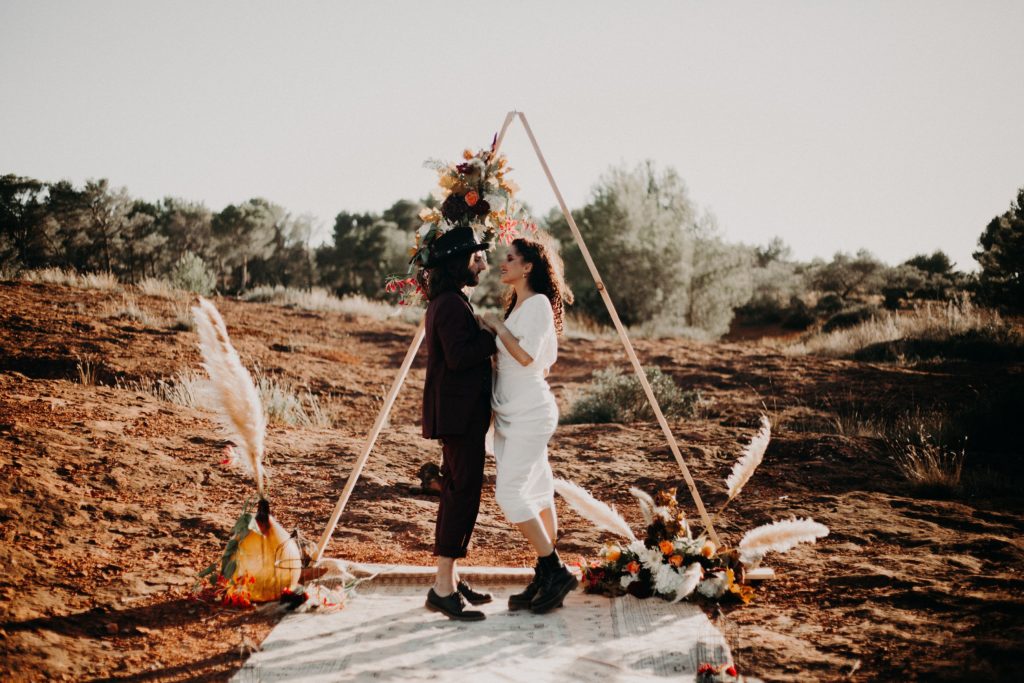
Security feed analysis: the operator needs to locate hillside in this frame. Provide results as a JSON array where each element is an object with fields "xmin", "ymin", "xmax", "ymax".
[{"xmin": 1, "ymin": 280, "xmax": 1021, "ymax": 681}]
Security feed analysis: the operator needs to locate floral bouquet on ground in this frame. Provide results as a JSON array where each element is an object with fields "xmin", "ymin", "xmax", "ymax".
[
  {"xmin": 385, "ymin": 137, "xmax": 537, "ymax": 306},
  {"xmin": 575, "ymin": 486, "xmax": 753, "ymax": 605},
  {"xmin": 189, "ymin": 298, "xmax": 355, "ymax": 612},
  {"xmin": 557, "ymin": 416, "xmax": 829, "ymax": 606}
]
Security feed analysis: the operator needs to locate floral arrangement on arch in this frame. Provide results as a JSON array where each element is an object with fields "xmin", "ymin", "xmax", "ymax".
[
  {"xmin": 555, "ymin": 416, "xmax": 829, "ymax": 605},
  {"xmin": 385, "ymin": 136, "xmax": 537, "ymax": 306}
]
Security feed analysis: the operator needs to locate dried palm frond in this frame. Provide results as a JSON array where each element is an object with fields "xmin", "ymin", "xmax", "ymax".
[
  {"xmin": 629, "ymin": 486, "xmax": 655, "ymax": 526},
  {"xmin": 724, "ymin": 415, "xmax": 771, "ymax": 503},
  {"xmin": 553, "ymin": 478, "xmax": 637, "ymax": 542},
  {"xmin": 193, "ymin": 297, "xmax": 267, "ymax": 495},
  {"xmin": 671, "ymin": 562, "xmax": 704, "ymax": 603},
  {"xmin": 738, "ymin": 517, "xmax": 829, "ymax": 568}
]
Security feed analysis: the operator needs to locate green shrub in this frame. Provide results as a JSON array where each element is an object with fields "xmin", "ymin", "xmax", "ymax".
[
  {"xmin": 822, "ymin": 304, "xmax": 878, "ymax": 333},
  {"xmin": 814, "ymin": 292, "xmax": 846, "ymax": 316},
  {"xmin": 782, "ymin": 297, "xmax": 815, "ymax": 329},
  {"xmin": 853, "ymin": 328, "xmax": 1024, "ymax": 363},
  {"xmin": 561, "ymin": 366, "xmax": 700, "ymax": 424},
  {"xmin": 170, "ymin": 251, "xmax": 216, "ymax": 295}
]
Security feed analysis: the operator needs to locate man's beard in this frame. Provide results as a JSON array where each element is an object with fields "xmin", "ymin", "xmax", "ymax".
[{"xmin": 465, "ymin": 270, "xmax": 481, "ymax": 288}]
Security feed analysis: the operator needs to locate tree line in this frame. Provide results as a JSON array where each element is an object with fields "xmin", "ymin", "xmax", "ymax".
[{"xmin": 2, "ymin": 170, "xmax": 1020, "ymax": 336}]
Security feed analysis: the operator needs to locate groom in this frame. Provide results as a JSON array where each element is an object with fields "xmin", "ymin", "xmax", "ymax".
[{"xmin": 421, "ymin": 226, "xmax": 497, "ymax": 621}]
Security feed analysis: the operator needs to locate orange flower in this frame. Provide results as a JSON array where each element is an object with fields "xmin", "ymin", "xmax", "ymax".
[
  {"xmin": 669, "ymin": 554, "xmax": 683, "ymax": 567},
  {"xmin": 463, "ymin": 149, "xmax": 474, "ymax": 160},
  {"xmin": 625, "ymin": 561, "xmax": 640, "ymax": 574},
  {"xmin": 659, "ymin": 540, "xmax": 674, "ymax": 555},
  {"xmin": 701, "ymin": 541, "xmax": 716, "ymax": 558},
  {"xmin": 605, "ymin": 548, "xmax": 621, "ymax": 563},
  {"xmin": 465, "ymin": 190, "xmax": 479, "ymax": 207}
]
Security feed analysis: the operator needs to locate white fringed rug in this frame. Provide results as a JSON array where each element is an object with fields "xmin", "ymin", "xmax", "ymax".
[{"xmin": 232, "ymin": 566, "xmax": 752, "ymax": 683}]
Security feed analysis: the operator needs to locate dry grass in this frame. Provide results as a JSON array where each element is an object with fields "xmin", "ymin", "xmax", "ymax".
[
  {"xmin": 890, "ymin": 442, "xmax": 965, "ymax": 494},
  {"xmin": 137, "ymin": 277, "xmax": 186, "ymax": 299},
  {"xmin": 22, "ymin": 267, "xmax": 121, "ymax": 291},
  {"xmin": 564, "ymin": 313, "xmax": 715, "ymax": 342},
  {"xmin": 168, "ymin": 302, "xmax": 195, "ymax": 331},
  {"xmin": 118, "ymin": 371, "xmax": 210, "ymax": 409},
  {"xmin": 119, "ymin": 366, "xmax": 328, "ymax": 428},
  {"xmin": 75, "ymin": 355, "xmax": 101, "ymax": 386},
  {"xmin": 105, "ymin": 293, "xmax": 158, "ymax": 327},
  {"xmin": 783, "ymin": 297, "xmax": 1015, "ymax": 358},
  {"xmin": 242, "ymin": 286, "xmax": 421, "ymax": 324},
  {"xmin": 251, "ymin": 365, "xmax": 330, "ymax": 428}
]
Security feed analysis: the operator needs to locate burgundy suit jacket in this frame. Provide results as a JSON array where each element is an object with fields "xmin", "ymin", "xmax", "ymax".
[{"xmin": 422, "ymin": 290, "xmax": 497, "ymax": 439}]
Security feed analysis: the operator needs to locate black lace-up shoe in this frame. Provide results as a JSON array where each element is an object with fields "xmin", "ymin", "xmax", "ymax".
[
  {"xmin": 457, "ymin": 580, "xmax": 493, "ymax": 605},
  {"xmin": 530, "ymin": 564, "xmax": 578, "ymax": 614},
  {"xmin": 507, "ymin": 563, "xmax": 541, "ymax": 610},
  {"xmin": 425, "ymin": 588, "xmax": 486, "ymax": 621}
]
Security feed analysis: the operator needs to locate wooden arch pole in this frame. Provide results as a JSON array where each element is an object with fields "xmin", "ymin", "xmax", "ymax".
[
  {"xmin": 312, "ymin": 112, "xmax": 519, "ymax": 563},
  {"xmin": 516, "ymin": 112, "xmax": 721, "ymax": 547}
]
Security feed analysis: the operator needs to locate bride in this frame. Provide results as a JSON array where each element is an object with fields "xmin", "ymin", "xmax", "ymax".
[{"xmin": 480, "ymin": 235, "xmax": 577, "ymax": 614}]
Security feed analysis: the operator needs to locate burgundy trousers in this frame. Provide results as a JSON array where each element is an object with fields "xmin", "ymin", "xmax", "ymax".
[{"xmin": 434, "ymin": 426, "xmax": 487, "ymax": 559}]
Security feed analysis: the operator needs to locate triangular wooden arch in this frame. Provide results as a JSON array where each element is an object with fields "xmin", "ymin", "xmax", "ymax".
[{"xmin": 313, "ymin": 112, "xmax": 719, "ymax": 563}]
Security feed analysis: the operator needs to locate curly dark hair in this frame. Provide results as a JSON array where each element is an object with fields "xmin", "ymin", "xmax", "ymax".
[
  {"xmin": 502, "ymin": 237, "xmax": 574, "ymax": 335},
  {"xmin": 418, "ymin": 253, "xmax": 477, "ymax": 301}
]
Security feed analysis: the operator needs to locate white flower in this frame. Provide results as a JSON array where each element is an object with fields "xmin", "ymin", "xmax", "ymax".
[
  {"xmin": 484, "ymin": 192, "xmax": 506, "ymax": 210},
  {"xmin": 627, "ymin": 540, "xmax": 648, "ymax": 556},
  {"xmin": 630, "ymin": 543, "xmax": 662, "ymax": 570},
  {"xmin": 697, "ymin": 571, "xmax": 728, "ymax": 599},
  {"xmin": 620, "ymin": 573, "xmax": 637, "ymax": 589},
  {"xmin": 674, "ymin": 536, "xmax": 704, "ymax": 556},
  {"xmin": 653, "ymin": 563, "xmax": 683, "ymax": 596},
  {"xmin": 417, "ymin": 223, "xmax": 432, "ymax": 238}
]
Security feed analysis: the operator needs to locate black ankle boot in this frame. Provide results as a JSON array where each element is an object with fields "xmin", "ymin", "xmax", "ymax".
[
  {"xmin": 530, "ymin": 551, "xmax": 578, "ymax": 614},
  {"xmin": 508, "ymin": 561, "xmax": 542, "ymax": 611}
]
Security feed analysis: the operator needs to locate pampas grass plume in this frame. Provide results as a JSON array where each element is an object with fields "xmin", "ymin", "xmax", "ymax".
[
  {"xmin": 192, "ymin": 297, "xmax": 267, "ymax": 495},
  {"xmin": 629, "ymin": 486, "xmax": 655, "ymax": 526},
  {"xmin": 724, "ymin": 415, "xmax": 771, "ymax": 502},
  {"xmin": 738, "ymin": 517, "xmax": 829, "ymax": 567},
  {"xmin": 554, "ymin": 478, "xmax": 637, "ymax": 542},
  {"xmin": 671, "ymin": 562, "xmax": 704, "ymax": 603}
]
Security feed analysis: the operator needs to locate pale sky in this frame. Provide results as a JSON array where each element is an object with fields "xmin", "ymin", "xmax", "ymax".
[{"xmin": 2, "ymin": 1, "xmax": 1022, "ymax": 271}]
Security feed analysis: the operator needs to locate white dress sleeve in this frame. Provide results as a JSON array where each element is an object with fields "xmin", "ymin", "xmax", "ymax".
[{"xmin": 515, "ymin": 295, "xmax": 554, "ymax": 361}]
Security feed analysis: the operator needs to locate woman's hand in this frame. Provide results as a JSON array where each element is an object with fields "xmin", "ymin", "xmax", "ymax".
[
  {"xmin": 482, "ymin": 312, "xmax": 505, "ymax": 332},
  {"xmin": 475, "ymin": 314, "xmax": 495, "ymax": 332}
]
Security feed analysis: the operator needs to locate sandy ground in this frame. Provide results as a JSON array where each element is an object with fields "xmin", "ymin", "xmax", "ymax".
[{"xmin": 1, "ymin": 280, "xmax": 1021, "ymax": 681}]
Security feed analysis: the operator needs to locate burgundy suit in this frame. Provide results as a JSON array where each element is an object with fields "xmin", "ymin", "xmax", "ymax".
[{"xmin": 422, "ymin": 289, "xmax": 497, "ymax": 558}]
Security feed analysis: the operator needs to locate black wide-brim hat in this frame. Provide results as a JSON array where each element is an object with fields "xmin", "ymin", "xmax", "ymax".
[{"xmin": 425, "ymin": 225, "xmax": 490, "ymax": 267}]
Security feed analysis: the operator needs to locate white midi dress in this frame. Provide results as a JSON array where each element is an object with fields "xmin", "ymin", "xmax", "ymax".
[{"xmin": 491, "ymin": 294, "xmax": 559, "ymax": 524}]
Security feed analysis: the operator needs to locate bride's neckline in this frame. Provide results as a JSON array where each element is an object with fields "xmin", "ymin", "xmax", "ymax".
[{"xmin": 510, "ymin": 293, "xmax": 544, "ymax": 314}]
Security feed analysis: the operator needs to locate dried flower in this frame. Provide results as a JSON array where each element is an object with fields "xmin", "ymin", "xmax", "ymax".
[
  {"xmin": 441, "ymin": 193, "xmax": 468, "ymax": 223},
  {"xmin": 465, "ymin": 190, "xmax": 479, "ymax": 207}
]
